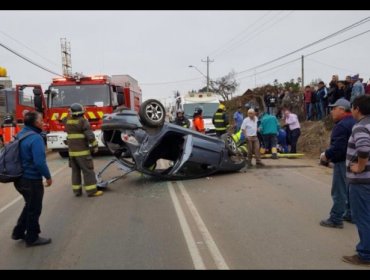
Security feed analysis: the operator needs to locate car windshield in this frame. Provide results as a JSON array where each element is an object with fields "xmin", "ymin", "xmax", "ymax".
[
  {"xmin": 184, "ymin": 103, "xmax": 219, "ymax": 118},
  {"xmin": 49, "ymin": 84, "xmax": 110, "ymax": 107}
]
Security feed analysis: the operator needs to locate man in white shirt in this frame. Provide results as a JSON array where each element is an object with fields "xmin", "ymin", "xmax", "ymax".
[{"xmin": 241, "ymin": 108, "xmax": 264, "ymax": 167}]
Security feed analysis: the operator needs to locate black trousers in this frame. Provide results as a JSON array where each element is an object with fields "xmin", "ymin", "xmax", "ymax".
[
  {"xmin": 13, "ymin": 178, "xmax": 44, "ymax": 243},
  {"xmin": 289, "ymin": 128, "xmax": 301, "ymax": 153}
]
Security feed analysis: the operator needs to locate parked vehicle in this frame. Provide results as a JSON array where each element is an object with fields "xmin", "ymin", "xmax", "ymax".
[{"xmin": 98, "ymin": 99, "xmax": 245, "ymax": 183}]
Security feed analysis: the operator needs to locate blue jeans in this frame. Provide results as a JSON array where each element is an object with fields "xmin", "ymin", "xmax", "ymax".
[
  {"xmin": 305, "ymin": 103, "xmax": 312, "ymax": 120},
  {"xmin": 329, "ymin": 161, "xmax": 350, "ymax": 223},
  {"xmin": 349, "ymin": 183, "xmax": 370, "ymax": 261}
]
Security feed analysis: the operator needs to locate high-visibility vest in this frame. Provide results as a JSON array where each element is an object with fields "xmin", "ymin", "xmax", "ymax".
[{"xmin": 1, "ymin": 123, "xmax": 18, "ymax": 144}]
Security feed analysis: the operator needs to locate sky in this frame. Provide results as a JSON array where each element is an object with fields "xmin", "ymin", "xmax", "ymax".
[{"xmin": 0, "ymin": 10, "xmax": 369, "ymax": 106}]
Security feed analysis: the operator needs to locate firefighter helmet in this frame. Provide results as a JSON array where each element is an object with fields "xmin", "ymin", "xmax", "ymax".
[
  {"xmin": 70, "ymin": 103, "xmax": 85, "ymax": 116},
  {"xmin": 218, "ymin": 103, "xmax": 226, "ymax": 111}
]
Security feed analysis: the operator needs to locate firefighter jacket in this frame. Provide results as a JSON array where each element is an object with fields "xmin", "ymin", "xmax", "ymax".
[
  {"xmin": 64, "ymin": 116, "xmax": 98, "ymax": 157},
  {"xmin": 174, "ymin": 116, "xmax": 190, "ymax": 128},
  {"xmin": 212, "ymin": 109, "xmax": 228, "ymax": 132}
]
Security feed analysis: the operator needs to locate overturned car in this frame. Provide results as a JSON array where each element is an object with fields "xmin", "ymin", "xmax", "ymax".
[{"xmin": 99, "ymin": 99, "xmax": 246, "ymax": 182}]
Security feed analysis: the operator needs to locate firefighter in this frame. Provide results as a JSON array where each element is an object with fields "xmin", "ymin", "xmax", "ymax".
[
  {"xmin": 1, "ymin": 115, "xmax": 19, "ymax": 145},
  {"xmin": 212, "ymin": 103, "xmax": 229, "ymax": 137},
  {"xmin": 64, "ymin": 103, "xmax": 103, "ymax": 197},
  {"xmin": 174, "ymin": 109, "xmax": 190, "ymax": 128}
]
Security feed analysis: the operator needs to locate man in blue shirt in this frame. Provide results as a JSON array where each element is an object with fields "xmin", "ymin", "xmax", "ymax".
[
  {"xmin": 12, "ymin": 111, "xmax": 53, "ymax": 247},
  {"xmin": 233, "ymin": 106, "xmax": 244, "ymax": 133}
]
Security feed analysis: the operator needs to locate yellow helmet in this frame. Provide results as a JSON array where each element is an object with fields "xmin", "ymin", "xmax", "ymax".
[{"xmin": 218, "ymin": 103, "xmax": 226, "ymax": 111}]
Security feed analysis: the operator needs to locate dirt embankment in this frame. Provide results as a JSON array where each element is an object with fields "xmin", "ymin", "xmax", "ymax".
[{"xmin": 298, "ymin": 120, "xmax": 332, "ymax": 159}]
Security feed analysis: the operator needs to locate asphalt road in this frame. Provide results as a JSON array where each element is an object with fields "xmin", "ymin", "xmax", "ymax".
[{"xmin": 0, "ymin": 153, "xmax": 366, "ymax": 269}]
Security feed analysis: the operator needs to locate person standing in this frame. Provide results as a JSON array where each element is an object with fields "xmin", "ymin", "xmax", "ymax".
[
  {"xmin": 319, "ymin": 98, "xmax": 356, "ymax": 228},
  {"xmin": 233, "ymin": 106, "xmax": 244, "ymax": 133},
  {"xmin": 192, "ymin": 107, "xmax": 205, "ymax": 134},
  {"xmin": 12, "ymin": 111, "xmax": 52, "ymax": 247},
  {"xmin": 64, "ymin": 103, "xmax": 103, "ymax": 197},
  {"xmin": 173, "ymin": 109, "xmax": 190, "ymax": 128},
  {"xmin": 342, "ymin": 95, "xmax": 370, "ymax": 267},
  {"xmin": 282, "ymin": 108, "xmax": 301, "ymax": 153},
  {"xmin": 212, "ymin": 103, "xmax": 229, "ymax": 137},
  {"xmin": 241, "ymin": 108, "xmax": 264, "ymax": 167}
]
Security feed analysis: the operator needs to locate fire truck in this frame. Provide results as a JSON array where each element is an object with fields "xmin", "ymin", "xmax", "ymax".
[
  {"xmin": 0, "ymin": 85, "xmax": 47, "ymax": 146},
  {"xmin": 45, "ymin": 73, "xmax": 142, "ymax": 157}
]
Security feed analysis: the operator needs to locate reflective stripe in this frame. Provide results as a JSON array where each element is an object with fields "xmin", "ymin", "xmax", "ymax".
[
  {"xmin": 71, "ymin": 111, "xmax": 84, "ymax": 116},
  {"xmin": 72, "ymin": 185, "xmax": 81, "ymax": 190},
  {"xmin": 66, "ymin": 119, "xmax": 80, "ymax": 124},
  {"xmin": 87, "ymin": 112, "xmax": 96, "ymax": 119},
  {"xmin": 214, "ymin": 120, "xmax": 224, "ymax": 123},
  {"xmin": 60, "ymin": 112, "xmax": 68, "ymax": 120},
  {"xmin": 67, "ymin": 133, "xmax": 86, "ymax": 139},
  {"xmin": 68, "ymin": 150, "xmax": 91, "ymax": 157},
  {"xmin": 91, "ymin": 140, "xmax": 98, "ymax": 146},
  {"xmin": 85, "ymin": 184, "xmax": 97, "ymax": 191},
  {"xmin": 51, "ymin": 113, "xmax": 58, "ymax": 121},
  {"xmin": 97, "ymin": 111, "xmax": 104, "ymax": 118},
  {"xmin": 215, "ymin": 127, "xmax": 227, "ymax": 131}
]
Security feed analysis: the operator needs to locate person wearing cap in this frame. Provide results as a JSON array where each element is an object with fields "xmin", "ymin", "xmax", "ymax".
[
  {"xmin": 212, "ymin": 103, "xmax": 229, "ymax": 137},
  {"xmin": 319, "ymin": 98, "xmax": 356, "ymax": 229},
  {"xmin": 342, "ymin": 95, "xmax": 370, "ymax": 266},
  {"xmin": 350, "ymin": 74, "xmax": 365, "ymax": 104}
]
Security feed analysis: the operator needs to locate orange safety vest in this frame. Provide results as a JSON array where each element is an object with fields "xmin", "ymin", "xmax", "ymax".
[
  {"xmin": 1, "ymin": 123, "xmax": 19, "ymax": 144},
  {"xmin": 193, "ymin": 116, "xmax": 205, "ymax": 134}
]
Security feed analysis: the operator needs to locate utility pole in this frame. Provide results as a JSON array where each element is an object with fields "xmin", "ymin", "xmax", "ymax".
[
  {"xmin": 301, "ymin": 55, "xmax": 304, "ymax": 89},
  {"xmin": 60, "ymin": 38, "xmax": 72, "ymax": 77},
  {"xmin": 201, "ymin": 56, "xmax": 214, "ymax": 93}
]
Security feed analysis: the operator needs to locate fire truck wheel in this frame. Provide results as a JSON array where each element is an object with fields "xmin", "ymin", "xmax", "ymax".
[
  {"xmin": 59, "ymin": 151, "xmax": 69, "ymax": 158},
  {"xmin": 139, "ymin": 99, "xmax": 166, "ymax": 128}
]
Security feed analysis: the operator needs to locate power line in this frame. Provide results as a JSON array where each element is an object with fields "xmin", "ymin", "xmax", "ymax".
[
  {"xmin": 209, "ymin": 11, "xmax": 273, "ymax": 57},
  {"xmin": 216, "ymin": 11, "xmax": 295, "ymax": 59},
  {"xmin": 236, "ymin": 29, "xmax": 370, "ymax": 82},
  {"xmin": 0, "ymin": 41, "xmax": 63, "ymax": 77},
  {"xmin": 305, "ymin": 57, "xmax": 356, "ymax": 74},
  {"xmin": 0, "ymin": 29, "xmax": 60, "ymax": 67},
  {"xmin": 236, "ymin": 16, "xmax": 370, "ymax": 75}
]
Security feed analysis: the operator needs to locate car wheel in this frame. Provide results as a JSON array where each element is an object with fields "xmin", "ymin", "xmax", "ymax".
[
  {"xmin": 139, "ymin": 99, "xmax": 166, "ymax": 128},
  {"xmin": 222, "ymin": 133, "xmax": 238, "ymax": 156}
]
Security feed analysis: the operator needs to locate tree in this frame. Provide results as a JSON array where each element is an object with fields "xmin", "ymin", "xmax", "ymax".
[{"xmin": 210, "ymin": 71, "xmax": 239, "ymax": 101}]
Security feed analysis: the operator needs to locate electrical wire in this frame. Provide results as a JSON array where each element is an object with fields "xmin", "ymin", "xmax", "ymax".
[{"xmin": 0, "ymin": 41, "xmax": 63, "ymax": 77}]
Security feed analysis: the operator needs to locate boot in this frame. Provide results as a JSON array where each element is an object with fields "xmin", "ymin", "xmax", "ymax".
[{"xmin": 88, "ymin": 190, "xmax": 103, "ymax": 197}]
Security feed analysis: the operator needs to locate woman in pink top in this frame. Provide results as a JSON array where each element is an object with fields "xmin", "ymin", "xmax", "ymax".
[{"xmin": 283, "ymin": 109, "xmax": 301, "ymax": 153}]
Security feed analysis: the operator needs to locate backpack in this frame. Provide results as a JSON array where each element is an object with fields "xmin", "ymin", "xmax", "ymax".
[{"xmin": 0, "ymin": 131, "xmax": 35, "ymax": 183}]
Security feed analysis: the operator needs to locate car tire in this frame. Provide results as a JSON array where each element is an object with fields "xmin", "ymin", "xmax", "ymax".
[
  {"xmin": 222, "ymin": 133, "xmax": 238, "ymax": 156},
  {"xmin": 139, "ymin": 99, "xmax": 166, "ymax": 128}
]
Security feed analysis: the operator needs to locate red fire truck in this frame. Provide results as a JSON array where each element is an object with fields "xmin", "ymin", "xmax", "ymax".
[
  {"xmin": 0, "ymin": 85, "xmax": 48, "ymax": 146},
  {"xmin": 45, "ymin": 73, "xmax": 142, "ymax": 157}
]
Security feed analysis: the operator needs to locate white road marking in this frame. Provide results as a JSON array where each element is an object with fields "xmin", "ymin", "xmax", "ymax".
[
  {"xmin": 0, "ymin": 165, "xmax": 68, "ymax": 215},
  {"xmin": 177, "ymin": 181, "xmax": 230, "ymax": 270},
  {"xmin": 167, "ymin": 181, "xmax": 206, "ymax": 270}
]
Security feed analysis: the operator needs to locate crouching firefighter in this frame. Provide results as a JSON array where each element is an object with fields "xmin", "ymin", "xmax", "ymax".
[{"xmin": 64, "ymin": 103, "xmax": 103, "ymax": 197}]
